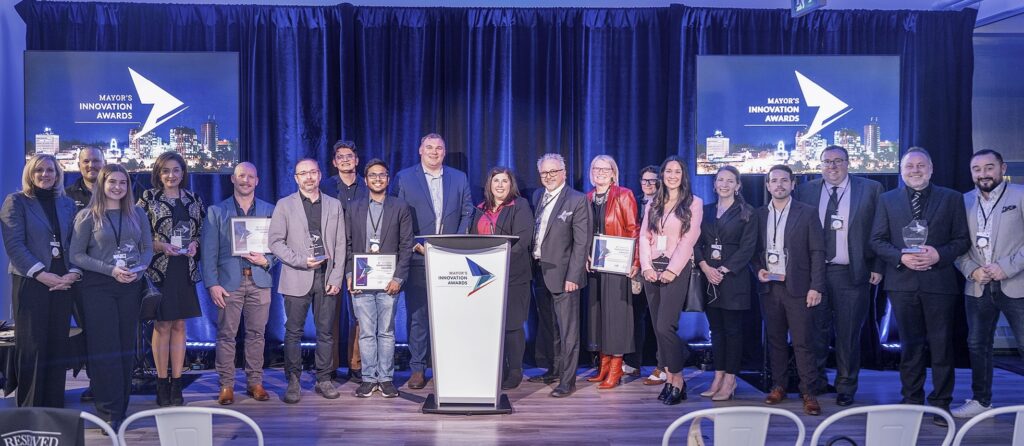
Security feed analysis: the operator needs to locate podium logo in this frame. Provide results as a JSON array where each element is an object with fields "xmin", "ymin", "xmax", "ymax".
[
  {"xmin": 2, "ymin": 430, "xmax": 63, "ymax": 445},
  {"xmin": 466, "ymin": 258, "xmax": 495, "ymax": 296},
  {"xmin": 795, "ymin": 70, "xmax": 851, "ymax": 143},
  {"xmin": 129, "ymin": 67, "xmax": 188, "ymax": 141}
]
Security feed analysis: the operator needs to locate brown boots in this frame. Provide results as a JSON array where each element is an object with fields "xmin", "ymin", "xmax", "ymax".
[
  {"xmin": 587, "ymin": 353, "xmax": 612, "ymax": 383},
  {"xmin": 598, "ymin": 356, "xmax": 624, "ymax": 390}
]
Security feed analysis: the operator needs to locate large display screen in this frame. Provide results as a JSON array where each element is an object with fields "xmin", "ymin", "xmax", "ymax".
[
  {"xmin": 695, "ymin": 55, "xmax": 900, "ymax": 175},
  {"xmin": 24, "ymin": 51, "xmax": 240, "ymax": 173}
]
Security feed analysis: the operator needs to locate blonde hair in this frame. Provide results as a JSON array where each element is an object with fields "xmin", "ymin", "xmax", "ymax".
[
  {"xmin": 22, "ymin": 154, "xmax": 65, "ymax": 198},
  {"xmin": 588, "ymin": 154, "xmax": 619, "ymax": 187},
  {"xmin": 88, "ymin": 164, "xmax": 141, "ymax": 235}
]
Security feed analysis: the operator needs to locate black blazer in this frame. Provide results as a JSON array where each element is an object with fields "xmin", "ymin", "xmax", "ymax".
[
  {"xmin": 753, "ymin": 200, "xmax": 827, "ymax": 297},
  {"xmin": 869, "ymin": 185, "xmax": 971, "ymax": 294},
  {"xmin": 694, "ymin": 201, "xmax": 757, "ymax": 310},
  {"xmin": 344, "ymin": 196, "xmax": 415, "ymax": 283},
  {"xmin": 470, "ymin": 197, "xmax": 534, "ymax": 286},
  {"xmin": 532, "ymin": 186, "xmax": 592, "ymax": 293},
  {"xmin": 794, "ymin": 175, "xmax": 885, "ymax": 284}
]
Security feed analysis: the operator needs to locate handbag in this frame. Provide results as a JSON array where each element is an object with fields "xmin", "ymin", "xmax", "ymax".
[
  {"xmin": 139, "ymin": 278, "xmax": 163, "ymax": 321},
  {"xmin": 683, "ymin": 258, "xmax": 705, "ymax": 313}
]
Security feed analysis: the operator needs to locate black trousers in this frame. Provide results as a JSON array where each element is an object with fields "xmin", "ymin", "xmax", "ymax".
[
  {"xmin": 533, "ymin": 267, "xmax": 581, "ymax": 386},
  {"xmin": 706, "ymin": 306, "xmax": 744, "ymax": 375},
  {"xmin": 283, "ymin": 270, "xmax": 336, "ymax": 382},
  {"xmin": 11, "ymin": 274, "xmax": 74, "ymax": 408},
  {"xmin": 643, "ymin": 266, "xmax": 692, "ymax": 374},
  {"xmin": 762, "ymin": 283, "xmax": 817, "ymax": 395},
  {"xmin": 532, "ymin": 266, "xmax": 556, "ymax": 370},
  {"xmin": 888, "ymin": 290, "xmax": 957, "ymax": 408},
  {"xmin": 813, "ymin": 265, "xmax": 871, "ymax": 395},
  {"xmin": 80, "ymin": 272, "xmax": 143, "ymax": 422},
  {"xmin": 623, "ymin": 288, "xmax": 651, "ymax": 370},
  {"xmin": 504, "ymin": 282, "xmax": 531, "ymax": 374}
]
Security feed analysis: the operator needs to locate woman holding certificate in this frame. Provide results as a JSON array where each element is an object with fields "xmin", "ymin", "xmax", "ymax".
[
  {"xmin": 138, "ymin": 152, "xmax": 205, "ymax": 407},
  {"xmin": 639, "ymin": 156, "xmax": 703, "ymax": 405},
  {"xmin": 583, "ymin": 155, "xmax": 639, "ymax": 390},
  {"xmin": 693, "ymin": 166, "xmax": 757, "ymax": 401},
  {"xmin": 469, "ymin": 166, "xmax": 534, "ymax": 390},
  {"xmin": 69, "ymin": 164, "xmax": 152, "ymax": 429}
]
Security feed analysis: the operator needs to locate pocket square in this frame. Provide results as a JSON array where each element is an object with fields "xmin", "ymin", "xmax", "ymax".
[
  {"xmin": 557, "ymin": 210, "xmax": 573, "ymax": 222},
  {"xmin": 1003, "ymin": 205, "xmax": 1017, "ymax": 213}
]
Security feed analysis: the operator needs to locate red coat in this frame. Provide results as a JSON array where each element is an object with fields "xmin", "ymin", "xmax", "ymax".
[{"xmin": 587, "ymin": 184, "xmax": 640, "ymax": 269}]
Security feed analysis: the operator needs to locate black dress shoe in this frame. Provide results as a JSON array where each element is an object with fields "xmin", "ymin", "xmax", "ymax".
[
  {"xmin": 662, "ymin": 384, "xmax": 687, "ymax": 405},
  {"xmin": 657, "ymin": 383, "xmax": 672, "ymax": 401},
  {"xmin": 502, "ymin": 371, "xmax": 523, "ymax": 390},
  {"xmin": 527, "ymin": 370, "xmax": 560, "ymax": 384},
  {"xmin": 836, "ymin": 393, "xmax": 855, "ymax": 406},
  {"xmin": 349, "ymin": 368, "xmax": 363, "ymax": 384},
  {"xmin": 550, "ymin": 384, "xmax": 575, "ymax": 398},
  {"xmin": 933, "ymin": 414, "xmax": 949, "ymax": 428}
]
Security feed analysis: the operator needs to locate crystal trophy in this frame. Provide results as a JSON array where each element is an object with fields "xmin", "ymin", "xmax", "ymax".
[
  {"xmin": 901, "ymin": 220, "xmax": 928, "ymax": 254},
  {"xmin": 766, "ymin": 247, "xmax": 787, "ymax": 281},
  {"xmin": 171, "ymin": 221, "xmax": 191, "ymax": 255},
  {"xmin": 308, "ymin": 230, "xmax": 328, "ymax": 262},
  {"xmin": 114, "ymin": 241, "xmax": 146, "ymax": 274}
]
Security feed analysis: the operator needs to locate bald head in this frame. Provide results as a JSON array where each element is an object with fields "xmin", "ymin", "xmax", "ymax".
[
  {"xmin": 231, "ymin": 161, "xmax": 259, "ymax": 198},
  {"xmin": 78, "ymin": 147, "xmax": 105, "ymax": 184}
]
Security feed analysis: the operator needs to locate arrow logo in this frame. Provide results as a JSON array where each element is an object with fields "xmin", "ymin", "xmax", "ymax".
[
  {"xmin": 795, "ymin": 70, "xmax": 851, "ymax": 143},
  {"xmin": 129, "ymin": 68, "xmax": 188, "ymax": 141},
  {"xmin": 466, "ymin": 258, "xmax": 495, "ymax": 296}
]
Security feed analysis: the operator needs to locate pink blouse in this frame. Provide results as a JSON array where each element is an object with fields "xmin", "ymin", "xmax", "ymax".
[{"xmin": 639, "ymin": 196, "xmax": 704, "ymax": 276}]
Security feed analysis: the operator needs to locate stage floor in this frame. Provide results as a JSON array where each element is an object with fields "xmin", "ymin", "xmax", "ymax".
[{"xmin": 3, "ymin": 366, "xmax": 1020, "ymax": 444}]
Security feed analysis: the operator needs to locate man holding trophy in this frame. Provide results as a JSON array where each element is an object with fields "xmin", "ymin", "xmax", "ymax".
[
  {"xmin": 870, "ymin": 147, "xmax": 970, "ymax": 427},
  {"xmin": 753, "ymin": 165, "xmax": 826, "ymax": 416},
  {"xmin": 269, "ymin": 158, "xmax": 348, "ymax": 404}
]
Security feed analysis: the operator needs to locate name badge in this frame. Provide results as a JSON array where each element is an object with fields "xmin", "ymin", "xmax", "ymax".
[
  {"xmin": 49, "ymin": 236, "xmax": 61, "ymax": 258},
  {"xmin": 976, "ymin": 231, "xmax": 991, "ymax": 249},
  {"xmin": 656, "ymin": 235, "xmax": 667, "ymax": 251},
  {"xmin": 369, "ymin": 237, "xmax": 381, "ymax": 253},
  {"xmin": 767, "ymin": 250, "xmax": 781, "ymax": 264},
  {"xmin": 710, "ymin": 244, "xmax": 723, "ymax": 260},
  {"xmin": 113, "ymin": 252, "xmax": 127, "ymax": 267},
  {"xmin": 830, "ymin": 215, "xmax": 845, "ymax": 231}
]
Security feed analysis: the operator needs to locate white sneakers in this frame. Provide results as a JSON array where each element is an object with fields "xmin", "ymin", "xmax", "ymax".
[
  {"xmin": 622, "ymin": 364, "xmax": 638, "ymax": 374},
  {"xmin": 951, "ymin": 399, "xmax": 991, "ymax": 418}
]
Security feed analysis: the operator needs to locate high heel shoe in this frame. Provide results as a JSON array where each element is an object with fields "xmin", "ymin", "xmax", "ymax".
[
  {"xmin": 663, "ymin": 382, "xmax": 687, "ymax": 405},
  {"xmin": 598, "ymin": 357, "xmax": 624, "ymax": 390},
  {"xmin": 587, "ymin": 353, "xmax": 611, "ymax": 383},
  {"xmin": 657, "ymin": 383, "xmax": 672, "ymax": 401},
  {"xmin": 711, "ymin": 381, "xmax": 737, "ymax": 401},
  {"xmin": 700, "ymin": 375, "xmax": 724, "ymax": 398}
]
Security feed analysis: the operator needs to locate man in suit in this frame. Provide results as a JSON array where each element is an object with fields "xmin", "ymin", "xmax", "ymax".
[
  {"xmin": 870, "ymin": 147, "xmax": 970, "ymax": 427},
  {"xmin": 201, "ymin": 162, "xmax": 277, "ymax": 405},
  {"xmin": 794, "ymin": 145, "xmax": 885, "ymax": 406},
  {"xmin": 391, "ymin": 133, "xmax": 474, "ymax": 389},
  {"xmin": 321, "ymin": 140, "xmax": 369, "ymax": 384},
  {"xmin": 345, "ymin": 159, "xmax": 414, "ymax": 399},
  {"xmin": 528, "ymin": 153, "xmax": 592, "ymax": 397},
  {"xmin": 754, "ymin": 164, "xmax": 825, "ymax": 416},
  {"xmin": 953, "ymin": 149, "xmax": 1024, "ymax": 418},
  {"xmin": 269, "ymin": 158, "xmax": 348, "ymax": 403}
]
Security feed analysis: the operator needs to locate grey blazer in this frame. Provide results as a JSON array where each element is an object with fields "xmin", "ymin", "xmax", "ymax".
[
  {"xmin": 201, "ymin": 197, "xmax": 277, "ymax": 292},
  {"xmin": 955, "ymin": 183, "xmax": 1024, "ymax": 298},
  {"xmin": 269, "ymin": 192, "xmax": 347, "ymax": 296},
  {"xmin": 1, "ymin": 191, "xmax": 80, "ymax": 277},
  {"xmin": 532, "ymin": 186, "xmax": 592, "ymax": 293}
]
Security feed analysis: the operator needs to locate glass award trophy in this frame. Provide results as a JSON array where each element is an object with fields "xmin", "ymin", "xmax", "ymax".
[
  {"xmin": 901, "ymin": 220, "xmax": 928, "ymax": 254},
  {"xmin": 171, "ymin": 222, "xmax": 191, "ymax": 255},
  {"xmin": 766, "ymin": 247, "xmax": 787, "ymax": 281},
  {"xmin": 308, "ymin": 230, "xmax": 328, "ymax": 262},
  {"xmin": 114, "ymin": 241, "xmax": 146, "ymax": 274}
]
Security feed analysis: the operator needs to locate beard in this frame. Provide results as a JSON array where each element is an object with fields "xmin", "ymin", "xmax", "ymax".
[{"xmin": 976, "ymin": 177, "xmax": 1002, "ymax": 193}]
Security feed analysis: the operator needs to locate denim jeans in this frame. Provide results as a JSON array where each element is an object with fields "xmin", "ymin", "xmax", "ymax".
[
  {"xmin": 965, "ymin": 284, "xmax": 1024, "ymax": 406},
  {"xmin": 353, "ymin": 291, "xmax": 399, "ymax": 383}
]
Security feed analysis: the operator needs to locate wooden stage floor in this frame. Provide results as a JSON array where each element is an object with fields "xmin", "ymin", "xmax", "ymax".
[{"xmin": 3, "ymin": 366, "xmax": 1021, "ymax": 445}]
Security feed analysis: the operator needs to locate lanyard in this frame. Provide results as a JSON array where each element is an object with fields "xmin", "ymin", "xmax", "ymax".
[
  {"xmin": 369, "ymin": 201, "xmax": 385, "ymax": 236},
  {"xmin": 771, "ymin": 200, "xmax": 790, "ymax": 246},
  {"xmin": 978, "ymin": 183, "xmax": 1008, "ymax": 230},
  {"xmin": 105, "ymin": 211, "xmax": 124, "ymax": 248},
  {"xmin": 824, "ymin": 182, "xmax": 848, "ymax": 210}
]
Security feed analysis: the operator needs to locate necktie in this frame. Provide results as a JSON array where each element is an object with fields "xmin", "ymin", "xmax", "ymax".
[
  {"xmin": 534, "ymin": 192, "xmax": 554, "ymax": 250},
  {"xmin": 911, "ymin": 190, "xmax": 923, "ymax": 220},
  {"xmin": 826, "ymin": 186, "xmax": 839, "ymax": 262}
]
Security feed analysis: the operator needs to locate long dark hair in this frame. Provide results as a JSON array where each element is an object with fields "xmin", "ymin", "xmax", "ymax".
[
  {"xmin": 482, "ymin": 166, "xmax": 520, "ymax": 211},
  {"xmin": 716, "ymin": 165, "xmax": 753, "ymax": 222},
  {"xmin": 647, "ymin": 156, "xmax": 693, "ymax": 236}
]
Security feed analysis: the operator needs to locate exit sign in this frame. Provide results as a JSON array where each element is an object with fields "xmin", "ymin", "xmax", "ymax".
[{"xmin": 793, "ymin": 0, "xmax": 827, "ymax": 17}]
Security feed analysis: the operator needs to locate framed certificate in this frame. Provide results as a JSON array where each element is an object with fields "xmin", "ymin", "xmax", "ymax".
[
  {"xmin": 230, "ymin": 217, "xmax": 271, "ymax": 255},
  {"xmin": 353, "ymin": 254, "xmax": 397, "ymax": 290},
  {"xmin": 590, "ymin": 234, "xmax": 636, "ymax": 275}
]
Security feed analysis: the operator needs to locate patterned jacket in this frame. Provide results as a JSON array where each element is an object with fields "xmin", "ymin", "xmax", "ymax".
[{"xmin": 138, "ymin": 188, "xmax": 206, "ymax": 285}]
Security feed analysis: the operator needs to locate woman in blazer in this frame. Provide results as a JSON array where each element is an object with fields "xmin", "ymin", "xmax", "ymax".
[
  {"xmin": 694, "ymin": 166, "xmax": 757, "ymax": 401},
  {"xmin": 69, "ymin": 164, "xmax": 153, "ymax": 429},
  {"xmin": 138, "ymin": 152, "xmax": 205, "ymax": 406},
  {"xmin": 1, "ymin": 154, "xmax": 81, "ymax": 407},
  {"xmin": 584, "ymin": 155, "xmax": 640, "ymax": 390},
  {"xmin": 469, "ymin": 166, "xmax": 534, "ymax": 390},
  {"xmin": 639, "ymin": 156, "xmax": 703, "ymax": 405}
]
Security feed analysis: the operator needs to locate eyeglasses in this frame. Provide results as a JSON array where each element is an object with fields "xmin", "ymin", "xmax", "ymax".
[
  {"xmin": 366, "ymin": 173, "xmax": 388, "ymax": 180},
  {"xmin": 821, "ymin": 159, "xmax": 848, "ymax": 167},
  {"xmin": 539, "ymin": 168, "xmax": 565, "ymax": 178},
  {"xmin": 591, "ymin": 167, "xmax": 613, "ymax": 174},
  {"xmin": 295, "ymin": 169, "xmax": 320, "ymax": 177},
  {"xmin": 334, "ymin": 154, "xmax": 356, "ymax": 161},
  {"xmin": 640, "ymin": 179, "xmax": 658, "ymax": 185}
]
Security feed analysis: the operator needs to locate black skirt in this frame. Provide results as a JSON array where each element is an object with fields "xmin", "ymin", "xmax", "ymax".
[{"xmin": 155, "ymin": 255, "xmax": 201, "ymax": 321}]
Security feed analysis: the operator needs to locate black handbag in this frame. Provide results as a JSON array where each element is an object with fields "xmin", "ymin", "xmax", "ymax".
[
  {"xmin": 139, "ymin": 278, "xmax": 163, "ymax": 321},
  {"xmin": 683, "ymin": 258, "xmax": 705, "ymax": 313}
]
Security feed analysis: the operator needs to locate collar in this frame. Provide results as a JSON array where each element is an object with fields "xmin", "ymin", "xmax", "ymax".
[
  {"xmin": 823, "ymin": 175, "xmax": 850, "ymax": 193},
  {"xmin": 977, "ymin": 181, "xmax": 1007, "ymax": 203},
  {"xmin": 300, "ymin": 190, "xmax": 322, "ymax": 203},
  {"xmin": 543, "ymin": 182, "xmax": 566, "ymax": 199},
  {"xmin": 420, "ymin": 165, "xmax": 444, "ymax": 179}
]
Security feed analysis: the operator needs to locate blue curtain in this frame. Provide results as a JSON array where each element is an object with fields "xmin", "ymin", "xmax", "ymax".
[{"xmin": 15, "ymin": 0, "xmax": 976, "ymax": 359}]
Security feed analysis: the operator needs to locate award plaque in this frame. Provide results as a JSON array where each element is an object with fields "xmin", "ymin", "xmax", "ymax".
[
  {"xmin": 308, "ymin": 230, "xmax": 328, "ymax": 262},
  {"xmin": 230, "ymin": 217, "xmax": 271, "ymax": 255},
  {"xmin": 352, "ymin": 254, "xmax": 397, "ymax": 290},
  {"xmin": 901, "ymin": 219, "xmax": 928, "ymax": 254},
  {"xmin": 590, "ymin": 234, "xmax": 635, "ymax": 275},
  {"xmin": 766, "ymin": 247, "xmax": 787, "ymax": 281}
]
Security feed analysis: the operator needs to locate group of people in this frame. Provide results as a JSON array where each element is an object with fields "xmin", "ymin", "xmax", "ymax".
[{"xmin": 3, "ymin": 133, "xmax": 1022, "ymax": 430}]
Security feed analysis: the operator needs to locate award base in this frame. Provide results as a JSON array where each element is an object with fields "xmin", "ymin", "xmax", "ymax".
[
  {"xmin": 901, "ymin": 247, "xmax": 925, "ymax": 254},
  {"xmin": 767, "ymin": 273, "xmax": 786, "ymax": 282},
  {"xmin": 421, "ymin": 393, "xmax": 513, "ymax": 415},
  {"xmin": 127, "ymin": 265, "xmax": 148, "ymax": 274},
  {"xmin": 309, "ymin": 255, "xmax": 329, "ymax": 262}
]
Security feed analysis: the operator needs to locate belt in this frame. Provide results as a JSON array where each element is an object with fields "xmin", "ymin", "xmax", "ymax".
[
  {"xmin": 825, "ymin": 263, "xmax": 849, "ymax": 269},
  {"xmin": 242, "ymin": 267, "xmax": 253, "ymax": 277}
]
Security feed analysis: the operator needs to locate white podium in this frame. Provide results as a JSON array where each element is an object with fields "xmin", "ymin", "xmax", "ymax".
[{"xmin": 420, "ymin": 234, "xmax": 516, "ymax": 414}]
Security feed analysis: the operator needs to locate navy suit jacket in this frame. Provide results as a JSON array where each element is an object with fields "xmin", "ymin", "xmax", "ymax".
[
  {"xmin": 201, "ymin": 197, "xmax": 277, "ymax": 292},
  {"xmin": 344, "ymin": 196, "xmax": 415, "ymax": 284},
  {"xmin": 752, "ymin": 200, "xmax": 827, "ymax": 297},
  {"xmin": 870, "ymin": 185, "xmax": 971, "ymax": 294},
  {"xmin": 794, "ymin": 175, "xmax": 885, "ymax": 285},
  {"xmin": 391, "ymin": 165, "xmax": 474, "ymax": 265}
]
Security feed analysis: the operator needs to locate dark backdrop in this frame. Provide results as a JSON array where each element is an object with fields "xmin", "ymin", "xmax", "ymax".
[{"xmin": 15, "ymin": 0, "xmax": 977, "ymax": 368}]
